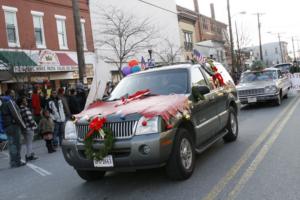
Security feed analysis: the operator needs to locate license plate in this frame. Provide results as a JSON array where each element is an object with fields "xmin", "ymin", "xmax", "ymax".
[
  {"xmin": 93, "ymin": 155, "xmax": 114, "ymax": 168},
  {"xmin": 247, "ymin": 97, "xmax": 257, "ymax": 103}
]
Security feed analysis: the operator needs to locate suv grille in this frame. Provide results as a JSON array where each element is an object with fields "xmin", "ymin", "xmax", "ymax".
[
  {"xmin": 76, "ymin": 121, "xmax": 138, "ymax": 141},
  {"xmin": 238, "ymin": 88, "xmax": 264, "ymax": 96}
]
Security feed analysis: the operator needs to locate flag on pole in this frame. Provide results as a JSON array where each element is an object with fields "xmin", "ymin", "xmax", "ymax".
[
  {"xmin": 193, "ymin": 49, "xmax": 206, "ymax": 64},
  {"xmin": 141, "ymin": 56, "xmax": 146, "ymax": 70}
]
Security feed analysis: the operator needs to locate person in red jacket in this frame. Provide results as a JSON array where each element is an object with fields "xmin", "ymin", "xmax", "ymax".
[{"xmin": 31, "ymin": 88, "xmax": 41, "ymax": 123}]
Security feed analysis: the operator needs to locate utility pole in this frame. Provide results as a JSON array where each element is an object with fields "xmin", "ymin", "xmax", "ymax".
[
  {"xmin": 255, "ymin": 13, "xmax": 265, "ymax": 61},
  {"xmin": 235, "ymin": 21, "xmax": 241, "ymax": 72},
  {"xmin": 72, "ymin": 0, "xmax": 86, "ymax": 84},
  {"xmin": 227, "ymin": 0, "xmax": 235, "ymax": 75},
  {"xmin": 277, "ymin": 33, "xmax": 284, "ymax": 63},
  {"xmin": 292, "ymin": 36, "xmax": 296, "ymax": 62}
]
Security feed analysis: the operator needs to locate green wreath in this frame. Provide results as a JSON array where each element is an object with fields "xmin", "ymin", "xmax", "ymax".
[{"xmin": 84, "ymin": 127, "xmax": 114, "ymax": 161}]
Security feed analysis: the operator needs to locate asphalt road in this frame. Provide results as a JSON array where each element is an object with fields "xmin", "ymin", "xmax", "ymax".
[{"xmin": 1, "ymin": 92, "xmax": 300, "ymax": 200}]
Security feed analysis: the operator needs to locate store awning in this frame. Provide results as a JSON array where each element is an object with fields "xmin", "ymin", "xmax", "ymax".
[
  {"xmin": 56, "ymin": 53, "xmax": 77, "ymax": 66},
  {"xmin": 0, "ymin": 51, "xmax": 37, "ymax": 67},
  {"xmin": 0, "ymin": 60, "xmax": 8, "ymax": 71},
  {"xmin": 0, "ymin": 60, "xmax": 12, "ymax": 81}
]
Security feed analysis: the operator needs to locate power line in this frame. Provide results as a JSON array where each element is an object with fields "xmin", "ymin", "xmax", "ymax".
[{"xmin": 137, "ymin": 0, "xmax": 178, "ymax": 15}]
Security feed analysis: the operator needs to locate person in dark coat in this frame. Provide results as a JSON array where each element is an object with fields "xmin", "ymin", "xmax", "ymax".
[
  {"xmin": 68, "ymin": 89, "xmax": 81, "ymax": 115},
  {"xmin": 1, "ymin": 90, "xmax": 26, "ymax": 168}
]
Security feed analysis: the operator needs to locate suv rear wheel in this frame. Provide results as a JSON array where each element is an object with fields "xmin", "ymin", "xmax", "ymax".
[
  {"xmin": 165, "ymin": 128, "xmax": 195, "ymax": 180},
  {"xmin": 223, "ymin": 107, "xmax": 239, "ymax": 143},
  {"xmin": 76, "ymin": 170, "xmax": 106, "ymax": 181}
]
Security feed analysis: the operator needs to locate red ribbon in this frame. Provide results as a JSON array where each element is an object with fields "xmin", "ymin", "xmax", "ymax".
[
  {"xmin": 213, "ymin": 73, "xmax": 225, "ymax": 86},
  {"xmin": 85, "ymin": 117, "xmax": 106, "ymax": 140},
  {"xmin": 118, "ymin": 89, "xmax": 150, "ymax": 106}
]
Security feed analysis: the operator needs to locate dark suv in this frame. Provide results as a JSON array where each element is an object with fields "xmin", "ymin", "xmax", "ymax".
[{"xmin": 62, "ymin": 62, "xmax": 240, "ymax": 181}]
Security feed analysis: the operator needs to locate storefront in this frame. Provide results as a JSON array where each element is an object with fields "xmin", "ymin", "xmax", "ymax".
[
  {"xmin": 0, "ymin": 51, "xmax": 37, "ymax": 91},
  {"xmin": 14, "ymin": 49, "xmax": 79, "ymax": 90},
  {"xmin": 0, "ymin": 49, "xmax": 95, "ymax": 92}
]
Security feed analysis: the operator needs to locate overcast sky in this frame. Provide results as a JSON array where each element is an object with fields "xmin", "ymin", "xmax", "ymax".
[{"xmin": 176, "ymin": 0, "xmax": 300, "ymax": 52}]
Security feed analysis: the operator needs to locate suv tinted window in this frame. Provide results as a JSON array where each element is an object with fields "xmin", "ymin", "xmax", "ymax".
[
  {"xmin": 108, "ymin": 69, "xmax": 189, "ymax": 100},
  {"xmin": 191, "ymin": 67, "xmax": 207, "ymax": 86}
]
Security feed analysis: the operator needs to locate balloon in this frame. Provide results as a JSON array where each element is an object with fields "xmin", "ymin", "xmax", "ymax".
[
  {"xmin": 131, "ymin": 66, "xmax": 141, "ymax": 73},
  {"xmin": 128, "ymin": 59, "xmax": 139, "ymax": 67},
  {"xmin": 121, "ymin": 66, "xmax": 131, "ymax": 76}
]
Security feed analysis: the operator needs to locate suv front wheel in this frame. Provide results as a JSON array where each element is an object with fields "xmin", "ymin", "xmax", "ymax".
[
  {"xmin": 223, "ymin": 107, "xmax": 239, "ymax": 143},
  {"xmin": 165, "ymin": 128, "xmax": 195, "ymax": 180}
]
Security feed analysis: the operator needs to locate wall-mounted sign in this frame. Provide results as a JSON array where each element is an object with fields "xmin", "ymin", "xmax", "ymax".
[
  {"xmin": 39, "ymin": 50, "xmax": 60, "ymax": 65},
  {"xmin": 14, "ymin": 50, "xmax": 78, "ymax": 73}
]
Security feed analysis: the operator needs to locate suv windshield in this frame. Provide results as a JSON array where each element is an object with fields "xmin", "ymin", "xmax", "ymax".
[
  {"xmin": 108, "ymin": 69, "xmax": 189, "ymax": 101},
  {"xmin": 240, "ymin": 70, "xmax": 278, "ymax": 83}
]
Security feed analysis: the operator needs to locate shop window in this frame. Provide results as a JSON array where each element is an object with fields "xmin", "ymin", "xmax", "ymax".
[
  {"xmin": 31, "ymin": 11, "xmax": 46, "ymax": 48},
  {"xmin": 81, "ymin": 19, "xmax": 87, "ymax": 50},
  {"xmin": 55, "ymin": 15, "xmax": 68, "ymax": 50},
  {"xmin": 2, "ymin": 6, "xmax": 20, "ymax": 47}
]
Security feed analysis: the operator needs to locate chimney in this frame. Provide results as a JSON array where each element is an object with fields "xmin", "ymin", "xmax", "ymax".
[
  {"xmin": 210, "ymin": 3, "xmax": 215, "ymax": 19},
  {"xmin": 193, "ymin": 0, "xmax": 199, "ymax": 13}
]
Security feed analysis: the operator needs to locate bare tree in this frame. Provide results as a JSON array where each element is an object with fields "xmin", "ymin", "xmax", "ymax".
[
  {"xmin": 96, "ymin": 7, "xmax": 156, "ymax": 77},
  {"xmin": 235, "ymin": 22, "xmax": 252, "ymax": 71},
  {"xmin": 154, "ymin": 38, "xmax": 182, "ymax": 65}
]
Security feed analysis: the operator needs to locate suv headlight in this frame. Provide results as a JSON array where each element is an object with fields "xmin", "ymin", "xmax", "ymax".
[
  {"xmin": 65, "ymin": 121, "xmax": 77, "ymax": 140},
  {"xmin": 135, "ymin": 116, "xmax": 159, "ymax": 135},
  {"xmin": 264, "ymin": 85, "xmax": 278, "ymax": 94}
]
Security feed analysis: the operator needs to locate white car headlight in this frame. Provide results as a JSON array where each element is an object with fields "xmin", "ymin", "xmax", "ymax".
[
  {"xmin": 135, "ymin": 116, "xmax": 159, "ymax": 135},
  {"xmin": 264, "ymin": 85, "xmax": 277, "ymax": 94},
  {"xmin": 65, "ymin": 121, "xmax": 77, "ymax": 140}
]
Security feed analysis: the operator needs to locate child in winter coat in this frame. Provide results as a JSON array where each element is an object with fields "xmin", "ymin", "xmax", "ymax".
[{"xmin": 39, "ymin": 109, "xmax": 56, "ymax": 153}]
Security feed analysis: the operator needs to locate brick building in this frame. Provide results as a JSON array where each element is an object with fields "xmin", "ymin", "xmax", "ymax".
[
  {"xmin": 177, "ymin": 0, "xmax": 230, "ymax": 68},
  {"xmin": 0, "ymin": 0, "xmax": 96, "ymax": 93}
]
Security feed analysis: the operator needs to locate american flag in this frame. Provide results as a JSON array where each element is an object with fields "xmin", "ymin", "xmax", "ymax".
[
  {"xmin": 193, "ymin": 49, "xmax": 206, "ymax": 64},
  {"xmin": 141, "ymin": 56, "xmax": 147, "ymax": 70}
]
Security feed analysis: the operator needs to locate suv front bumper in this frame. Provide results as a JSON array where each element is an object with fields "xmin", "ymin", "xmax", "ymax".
[{"xmin": 62, "ymin": 129, "xmax": 176, "ymax": 171}]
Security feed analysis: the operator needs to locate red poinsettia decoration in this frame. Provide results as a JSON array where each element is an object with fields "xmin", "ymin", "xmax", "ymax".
[{"xmin": 85, "ymin": 116, "xmax": 106, "ymax": 139}]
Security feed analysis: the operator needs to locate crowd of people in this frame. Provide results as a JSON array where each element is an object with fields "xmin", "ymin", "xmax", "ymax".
[{"xmin": 0, "ymin": 86, "xmax": 87, "ymax": 168}]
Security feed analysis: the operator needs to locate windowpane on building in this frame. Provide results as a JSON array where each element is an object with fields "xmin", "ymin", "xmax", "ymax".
[
  {"xmin": 33, "ymin": 16, "xmax": 44, "ymax": 46},
  {"xmin": 4, "ymin": 12, "xmax": 17, "ymax": 44},
  {"xmin": 183, "ymin": 31, "xmax": 193, "ymax": 51},
  {"xmin": 81, "ymin": 22, "xmax": 87, "ymax": 49},
  {"xmin": 7, "ymin": 25, "xmax": 16, "ymax": 43},
  {"xmin": 56, "ymin": 19, "xmax": 67, "ymax": 48}
]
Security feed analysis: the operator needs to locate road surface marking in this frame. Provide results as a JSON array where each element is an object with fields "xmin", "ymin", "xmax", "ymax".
[
  {"xmin": 1, "ymin": 152, "xmax": 52, "ymax": 176},
  {"xmin": 202, "ymin": 97, "xmax": 298, "ymax": 200},
  {"xmin": 226, "ymin": 97, "xmax": 300, "ymax": 200}
]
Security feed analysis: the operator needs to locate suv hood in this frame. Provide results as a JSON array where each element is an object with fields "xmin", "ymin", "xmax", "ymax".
[
  {"xmin": 76, "ymin": 94, "xmax": 189, "ymax": 123},
  {"xmin": 237, "ymin": 80, "xmax": 277, "ymax": 90}
]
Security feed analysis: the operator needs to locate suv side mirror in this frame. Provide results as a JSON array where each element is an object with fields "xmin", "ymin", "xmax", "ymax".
[{"xmin": 192, "ymin": 85, "xmax": 210, "ymax": 101}]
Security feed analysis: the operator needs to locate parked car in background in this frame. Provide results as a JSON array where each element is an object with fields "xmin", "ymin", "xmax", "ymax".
[
  {"xmin": 237, "ymin": 68, "xmax": 291, "ymax": 106},
  {"xmin": 273, "ymin": 63, "xmax": 292, "ymax": 74}
]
